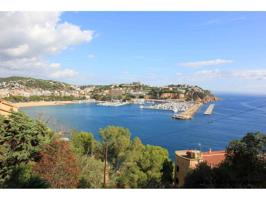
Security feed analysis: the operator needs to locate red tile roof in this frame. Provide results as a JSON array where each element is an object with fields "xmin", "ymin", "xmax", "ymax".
[{"xmin": 202, "ymin": 150, "xmax": 226, "ymax": 167}]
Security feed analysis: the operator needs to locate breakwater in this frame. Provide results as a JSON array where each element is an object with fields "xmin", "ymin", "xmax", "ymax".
[
  {"xmin": 172, "ymin": 103, "xmax": 203, "ymax": 120},
  {"xmin": 204, "ymin": 104, "xmax": 215, "ymax": 115}
]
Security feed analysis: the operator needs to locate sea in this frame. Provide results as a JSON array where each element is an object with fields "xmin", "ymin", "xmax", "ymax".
[{"xmin": 21, "ymin": 94, "xmax": 266, "ymax": 158}]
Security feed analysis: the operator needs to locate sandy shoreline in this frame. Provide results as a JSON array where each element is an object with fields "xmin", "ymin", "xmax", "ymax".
[{"xmin": 13, "ymin": 101, "xmax": 77, "ymax": 108}]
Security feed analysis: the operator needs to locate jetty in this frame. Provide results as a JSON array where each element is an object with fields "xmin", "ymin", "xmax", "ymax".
[
  {"xmin": 0, "ymin": 99, "xmax": 18, "ymax": 116},
  {"xmin": 97, "ymin": 101, "xmax": 129, "ymax": 107},
  {"xmin": 204, "ymin": 104, "xmax": 215, "ymax": 115},
  {"xmin": 172, "ymin": 103, "xmax": 202, "ymax": 120}
]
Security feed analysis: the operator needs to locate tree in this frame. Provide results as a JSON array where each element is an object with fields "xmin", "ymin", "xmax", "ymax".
[
  {"xmin": 33, "ymin": 140, "xmax": 80, "ymax": 188},
  {"xmin": 216, "ymin": 132, "xmax": 266, "ymax": 188},
  {"xmin": 99, "ymin": 126, "xmax": 131, "ymax": 170},
  {"xmin": 78, "ymin": 156, "xmax": 104, "ymax": 188},
  {"xmin": 4, "ymin": 163, "xmax": 50, "ymax": 188},
  {"xmin": 71, "ymin": 130, "xmax": 99, "ymax": 157},
  {"xmin": 98, "ymin": 127, "xmax": 173, "ymax": 188},
  {"xmin": 184, "ymin": 162, "xmax": 215, "ymax": 188},
  {"xmin": 184, "ymin": 132, "xmax": 266, "ymax": 188},
  {"xmin": 138, "ymin": 145, "xmax": 169, "ymax": 188},
  {"xmin": 116, "ymin": 137, "xmax": 147, "ymax": 188},
  {"xmin": 160, "ymin": 160, "xmax": 174, "ymax": 188},
  {"xmin": 0, "ymin": 112, "xmax": 52, "ymax": 187}
]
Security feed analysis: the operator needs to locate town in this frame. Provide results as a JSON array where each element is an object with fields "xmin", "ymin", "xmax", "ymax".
[{"xmin": 0, "ymin": 76, "xmax": 217, "ymax": 103}]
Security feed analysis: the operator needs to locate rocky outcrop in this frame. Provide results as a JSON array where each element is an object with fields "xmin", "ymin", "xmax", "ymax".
[{"xmin": 202, "ymin": 96, "xmax": 219, "ymax": 104}]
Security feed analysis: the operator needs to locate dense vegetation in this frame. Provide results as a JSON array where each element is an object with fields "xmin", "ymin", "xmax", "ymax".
[
  {"xmin": 0, "ymin": 112, "xmax": 174, "ymax": 188},
  {"xmin": 4, "ymin": 95, "xmax": 86, "ymax": 103},
  {"xmin": 1, "ymin": 111, "xmax": 264, "ymax": 188},
  {"xmin": 0, "ymin": 112, "xmax": 52, "ymax": 188},
  {"xmin": 184, "ymin": 132, "xmax": 266, "ymax": 188}
]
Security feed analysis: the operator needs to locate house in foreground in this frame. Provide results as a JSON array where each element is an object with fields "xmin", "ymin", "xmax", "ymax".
[{"xmin": 175, "ymin": 149, "xmax": 225, "ymax": 187}]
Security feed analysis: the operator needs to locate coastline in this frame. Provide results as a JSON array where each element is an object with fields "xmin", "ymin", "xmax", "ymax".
[{"xmin": 13, "ymin": 101, "xmax": 77, "ymax": 108}]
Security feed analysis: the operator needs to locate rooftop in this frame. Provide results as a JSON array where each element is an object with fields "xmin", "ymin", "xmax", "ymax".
[
  {"xmin": 202, "ymin": 150, "xmax": 226, "ymax": 167},
  {"xmin": 175, "ymin": 149, "xmax": 226, "ymax": 166}
]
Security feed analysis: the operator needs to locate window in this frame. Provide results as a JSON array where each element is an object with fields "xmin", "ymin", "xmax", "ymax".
[{"xmin": 176, "ymin": 165, "xmax": 179, "ymax": 172}]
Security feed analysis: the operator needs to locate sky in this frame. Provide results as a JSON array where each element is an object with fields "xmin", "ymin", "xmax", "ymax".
[{"xmin": 0, "ymin": 12, "xmax": 266, "ymax": 94}]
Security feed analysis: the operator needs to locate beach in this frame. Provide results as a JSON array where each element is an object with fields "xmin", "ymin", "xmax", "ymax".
[{"xmin": 14, "ymin": 101, "xmax": 76, "ymax": 108}]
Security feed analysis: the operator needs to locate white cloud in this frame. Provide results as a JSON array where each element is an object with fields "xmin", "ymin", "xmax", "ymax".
[
  {"xmin": 49, "ymin": 63, "xmax": 61, "ymax": 69},
  {"xmin": 3, "ymin": 44, "xmax": 29, "ymax": 57},
  {"xmin": 0, "ymin": 12, "xmax": 94, "ymax": 79},
  {"xmin": 176, "ymin": 69, "xmax": 266, "ymax": 81},
  {"xmin": 232, "ymin": 69, "xmax": 266, "ymax": 80},
  {"xmin": 50, "ymin": 69, "xmax": 78, "ymax": 78},
  {"xmin": 178, "ymin": 59, "xmax": 233, "ymax": 68},
  {"xmin": 194, "ymin": 69, "xmax": 224, "ymax": 78}
]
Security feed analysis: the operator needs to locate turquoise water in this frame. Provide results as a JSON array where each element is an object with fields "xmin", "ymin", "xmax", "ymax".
[{"xmin": 21, "ymin": 94, "xmax": 266, "ymax": 158}]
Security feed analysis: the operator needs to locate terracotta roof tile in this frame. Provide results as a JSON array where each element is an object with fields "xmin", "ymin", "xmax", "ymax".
[{"xmin": 202, "ymin": 151, "xmax": 225, "ymax": 167}]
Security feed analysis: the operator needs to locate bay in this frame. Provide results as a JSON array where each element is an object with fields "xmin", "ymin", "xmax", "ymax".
[{"xmin": 21, "ymin": 94, "xmax": 266, "ymax": 158}]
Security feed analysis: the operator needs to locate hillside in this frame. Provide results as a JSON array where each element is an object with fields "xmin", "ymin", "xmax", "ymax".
[
  {"xmin": 0, "ymin": 76, "xmax": 217, "ymax": 103},
  {"xmin": 0, "ymin": 76, "xmax": 84, "ymax": 102},
  {"xmin": 0, "ymin": 76, "xmax": 76, "ymax": 91}
]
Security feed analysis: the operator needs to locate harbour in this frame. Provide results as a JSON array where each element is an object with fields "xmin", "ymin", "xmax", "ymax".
[
  {"xmin": 172, "ymin": 103, "xmax": 203, "ymax": 120},
  {"xmin": 141, "ymin": 101, "xmax": 193, "ymax": 113},
  {"xmin": 20, "ymin": 94, "xmax": 266, "ymax": 158}
]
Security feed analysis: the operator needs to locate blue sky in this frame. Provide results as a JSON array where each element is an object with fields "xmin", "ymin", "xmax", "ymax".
[{"xmin": 1, "ymin": 12, "xmax": 266, "ymax": 94}]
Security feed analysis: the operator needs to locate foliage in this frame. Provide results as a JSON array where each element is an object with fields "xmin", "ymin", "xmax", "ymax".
[
  {"xmin": 215, "ymin": 132, "xmax": 266, "ymax": 188},
  {"xmin": 99, "ymin": 127, "xmax": 172, "ymax": 188},
  {"xmin": 4, "ymin": 95, "xmax": 85, "ymax": 103},
  {"xmin": 0, "ymin": 112, "xmax": 52, "ymax": 187},
  {"xmin": 100, "ymin": 126, "xmax": 131, "ymax": 170},
  {"xmin": 78, "ymin": 156, "xmax": 104, "ymax": 188},
  {"xmin": 138, "ymin": 145, "xmax": 169, "ymax": 188},
  {"xmin": 0, "ymin": 111, "xmax": 174, "ymax": 188},
  {"xmin": 71, "ymin": 130, "xmax": 99, "ymax": 156},
  {"xmin": 33, "ymin": 140, "xmax": 80, "ymax": 188},
  {"xmin": 4, "ymin": 163, "xmax": 50, "ymax": 188},
  {"xmin": 184, "ymin": 162, "xmax": 215, "ymax": 188},
  {"xmin": 160, "ymin": 160, "xmax": 174, "ymax": 188},
  {"xmin": 115, "ymin": 137, "xmax": 147, "ymax": 188},
  {"xmin": 184, "ymin": 132, "xmax": 266, "ymax": 188}
]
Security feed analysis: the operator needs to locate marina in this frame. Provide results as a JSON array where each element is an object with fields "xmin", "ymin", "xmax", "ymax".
[
  {"xmin": 141, "ymin": 101, "xmax": 194, "ymax": 113},
  {"xmin": 97, "ymin": 101, "xmax": 129, "ymax": 107},
  {"xmin": 172, "ymin": 103, "xmax": 203, "ymax": 120}
]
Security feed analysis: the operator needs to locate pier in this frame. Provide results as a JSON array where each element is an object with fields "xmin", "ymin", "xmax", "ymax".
[
  {"xmin": 172, "ymin": 103, "xmax": 202, "ymax": 120},
  {"xmin": 97, "ymin": 101, "xmax": 129, "ymax": 107},
  {"xmin": 204, "ymin": 104, "xmax": 215, "ymax": 115}
]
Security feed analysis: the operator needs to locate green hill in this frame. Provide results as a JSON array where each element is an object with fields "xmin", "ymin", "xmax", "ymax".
[{"xmin": 0, "ymin": 76, "xmax": 75, "ymax": 91}]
